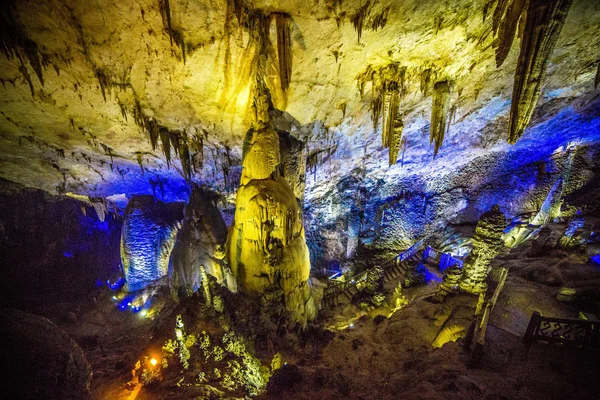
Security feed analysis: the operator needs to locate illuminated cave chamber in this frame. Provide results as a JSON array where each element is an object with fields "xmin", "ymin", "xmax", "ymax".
[{"xmin": 1, "ymin": 0, "xmax": 600, "ymax": 399}]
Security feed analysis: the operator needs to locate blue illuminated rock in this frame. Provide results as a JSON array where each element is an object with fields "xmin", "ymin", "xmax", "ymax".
[{"xmin": 121, "ymin": 195, "xmax": 184, "ymax": 291}]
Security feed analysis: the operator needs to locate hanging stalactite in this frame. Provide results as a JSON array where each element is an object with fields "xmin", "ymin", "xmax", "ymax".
[
  {"xmin": 274, "ymin": 13, "xmax": 292, "ymax": 94},
  {"xmin": 430, "ymin": 80, "xmax": 453, "ymax": 157},
  {"xmin": 507, "ymin": 0, "xmax": 573, "ymax": 144},
  {"xmin": 357, "ymin": 62, "xmax": 408, "ymax": 166},
  {"xmin": 492, "ymin": 0, "xmax": 528, "ymax": 68},
  {"xmin": 158, "ymin": 0, "xmax": 186, "ymax": 63},
  {"xmin": 388, "ymin": 114, "xmax": 404, "ymax": 166}
]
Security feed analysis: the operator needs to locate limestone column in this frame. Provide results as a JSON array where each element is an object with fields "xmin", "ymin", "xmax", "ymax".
[
  {"xmin": 459, "ymin": 205, "xmax": 506, "ymax": 295},
  {"xmin": 226, "ymin": 86, "xmax": 316, "ymax": 326}
]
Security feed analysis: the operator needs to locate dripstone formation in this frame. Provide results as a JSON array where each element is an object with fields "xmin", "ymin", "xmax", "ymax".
[
  {"xmin": 226, "ymin": 89, "xmax": 316, "ymax": 327},
  {"xmin": 120, "ymin": 195, "xmax": 183, "ymax": 291},
  {"xmin": 459, "ymin": 205, "xmax": 507, "ymax": 294}
]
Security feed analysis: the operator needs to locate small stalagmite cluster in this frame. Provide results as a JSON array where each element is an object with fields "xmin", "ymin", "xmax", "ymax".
[{"xmin": 226, "ymin": 88, "xmax": 316, "ymax": 327}]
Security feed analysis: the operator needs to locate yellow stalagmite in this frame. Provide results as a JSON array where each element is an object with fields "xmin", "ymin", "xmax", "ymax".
[{"xmin": 227, "ymin": 85, "xmax": 316, "ymax": 327}]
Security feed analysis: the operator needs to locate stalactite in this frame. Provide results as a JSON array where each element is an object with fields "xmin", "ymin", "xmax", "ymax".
[
  {"xmin": 388, "ymin": 114, "xmax": 404, "ymax": 166},
  {"xmin": 159, "ymin": 127, "xmax": 171, "ymax": 166},
  {"xmin": 507, "ymin": 0, "xmax": 573, "ymax": 144},
  {"xmin": 274, "ymin": 13, "xmax": 292, "ymax": 93},
  {"xmin": 420, "ymin": 68, "xmax": 432, "ymax": 96},
  {"xmin": 357, "ymin": 63, "xmax": 407, "ymax": 165},
  {"xmin": 351, "ymin": 1, "xmax": 372, "ymax": 43},
  {"xmin": 430, "ymin": 80, "xmax": 452, "ymax": 157},
  {"xmin": 1, "ymin": 1, "xmax": 46, "ymax": 88},
  {"xmin": 94, "ymin": 67, "xmax": 110, "ymax": 101},
  {"xmin": 159, "ymin": 0, "xmax": 186, "ymax": 63},
  {"xmin": 135, "ymin": 152, "xmax": 144, "ymax": 175},
  {"xmin": 18, "ymin": 64, "xmax": 34, "ymax": 98},
  {"xmin": 371, "ymin": 7, "xmax": 390, "ymax": 31},
  {"xmin": 492, "ymin": 0, "xmax": 528, "ymax": 68}
]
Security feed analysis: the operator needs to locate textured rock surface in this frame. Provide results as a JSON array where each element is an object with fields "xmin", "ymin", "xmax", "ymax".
[
  {"xmin": 228, "ymin": 120, "xmax": 315, "ymax": 325},
  {"xmin": 460, "ymin": 205, "xmax": 506, "ymax": 294},
  {"xmin": 170, "ymin": 185, "xmax": 233, "ymax": 295},
  {"xmin": 120, "ymin": 195, "xmax": 183, "ymax": 291},
  {"xmin": 0, "ymin": 0, "xmax": 598, "ymax": 200},
  {"xmin": 0, "ymin": 178, "xmax": 121, "ymax": 308},
  {"xmin": 0, "ymin": 308, "xmax": 92, "ymax": 400}
]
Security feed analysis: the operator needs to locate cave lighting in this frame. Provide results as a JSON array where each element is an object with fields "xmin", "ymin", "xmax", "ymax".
[{"xmin": 149, "ymin": 358, "xmax": 158, "ymax": 367}]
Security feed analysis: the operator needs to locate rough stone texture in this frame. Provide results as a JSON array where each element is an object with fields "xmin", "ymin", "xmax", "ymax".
[
  {"xmin": 227, "ymin": 123, "xmax": 315, "ymax": 326},
  {"xmin": 460, "ymin": 205, "xmax": 507, "ymax": 294},
  {"xmin": 0, "ymin": 0, "xmax": 598, "ymax": 200},
  {"xmin": 0, "ymin": 308, "xmax": 92, "ymax": 400},
  {"xmin": 0, "ymin": 178, "xmax": 121, "ymax": 308},
  {"xmin": 120, "ymin": 194, "xmax": 183, "ymax": 291},
  {"xmin": 170, "ymin": 185, "xmax": 233, "ymax": 296}
]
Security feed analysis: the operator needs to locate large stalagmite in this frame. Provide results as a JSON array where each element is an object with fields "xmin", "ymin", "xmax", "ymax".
[
  {"xmin": 459, "ymin": 205, "xmax": 506, "ymax": 294},
  {"xmin": 120, "ymin": 195, "xmax": 183, "ymax": 291},
  {"xmin": 507, "ymin": 0, "xmax": 574, "ymax": 144},
  {"xmin": 227, "ymin": 88, "xmax": 316, "ymax": 326}
]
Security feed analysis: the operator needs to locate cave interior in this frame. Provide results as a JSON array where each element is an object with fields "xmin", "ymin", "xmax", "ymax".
[{"xmin": 1, "ymin": 0, "xmax": 600, "ymax": 399}]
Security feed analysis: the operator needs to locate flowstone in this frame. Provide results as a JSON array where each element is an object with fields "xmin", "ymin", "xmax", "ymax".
[
  {"xmin": 227, "ymin": 90, "xmax": 316, "ymax": 327},
  {"xmin": 121, "ymin": 195, "xmax": 183, "ymax": 291}
]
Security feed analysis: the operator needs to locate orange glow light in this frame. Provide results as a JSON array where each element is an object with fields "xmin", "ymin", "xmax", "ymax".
[{"xmin": 149, "ymin": 358, "xmax": 158, "ymax": 366}]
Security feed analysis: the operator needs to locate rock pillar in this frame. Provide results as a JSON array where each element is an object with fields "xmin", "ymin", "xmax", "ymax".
[{"xmin": 459, "ymin": 205, "xmax": 506, "ymax": 294}]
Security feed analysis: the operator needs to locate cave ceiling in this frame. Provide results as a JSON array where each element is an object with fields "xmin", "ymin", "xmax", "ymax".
[{"xmin": 0, "ymin": 0, "xmax": 599, "ymax": 205}]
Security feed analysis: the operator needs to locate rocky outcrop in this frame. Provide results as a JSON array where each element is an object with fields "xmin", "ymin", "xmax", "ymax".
[
  {"xmin": 0, "ymin": 179, "xmax": 121, "ymax": 308},
  {"xmin": 121, "ymin": 195, "xmax": 183, "ymax": 291},
  {"xmin": 460, "ymin": 205, "xmax": 506, "ymax": 294},
  {"xmin": 170, "ymin": 186, "xmax": 233, "ymax": 297},
  {"xmin": 0, "ymin": 308, "xmax": 92, "ymax": 400}
]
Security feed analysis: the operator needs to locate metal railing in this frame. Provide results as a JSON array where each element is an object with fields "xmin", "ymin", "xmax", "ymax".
[{"xmin": 523, "ymin": 312, "xmax": 600, "ymax": 348}]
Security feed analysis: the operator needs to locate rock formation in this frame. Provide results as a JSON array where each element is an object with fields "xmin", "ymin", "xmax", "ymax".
[
  {"xmin": 227, "ymin": 89, "xmax": 316, "ymax": 327},
  {"xmin": 0, "ymin": 308, "xmax": 92, "ymax": 400},
  {"xmin": 507, "ymin": 0, "xmax": 574, "ymax": 144},
  {"xmin": 430, "ymin": 80, "xmax": 453, "ymax": 157},
  {"xmin": 433, "ymin": 265, "xmax": 463, "ymax": 302},
  {"xmin": 121, "ymin": 195, "xmax": 183, "ymax": 291},
  {"xmin": 170, "ymin": 186, "xmax": 234, "ymax": 298},
  {"xmin": 459, "ymin": 205, "xmax": 506, "ymax": 294}
]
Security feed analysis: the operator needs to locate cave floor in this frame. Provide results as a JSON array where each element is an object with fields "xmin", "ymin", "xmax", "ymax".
[{"xmin": 30, "ymin": 221, "xmax": 600, "ymax": 400}]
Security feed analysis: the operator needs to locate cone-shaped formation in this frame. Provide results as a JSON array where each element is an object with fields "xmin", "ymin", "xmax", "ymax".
[
  {"xmin": 492, "ymin": 0, "xmax": 528, "ymax": 68},
  {"xmin": 227, "ymin": 91, "xmax": 315, "ymax": 327},
  {"xmin": 508, "ymin": 0, "xmax": 573, "ymax": 144},
  {"xmin": 459, "ymin": 205, "xmax": 506, "ymax": 294},
  {"xmin": 430, "ymin": 80, "xmax": 453, "ymax": 157},
  {"xmin": 121, "ymin": 196, "xmax": 183, "ymax": 291},
  {"xmin": 274, "ymin": 13, "xmax": 292, "ymax": 93},
  {"xmin": 433, "ymin": 265, "xmax": 463, "ymax": 302},
  {"xmin": 170, "ymin": 186, "xmax": 234, "ymax": 298},
  {"xmin": 356, "ymin": 63, "xmax": 407, "ymax": 166}
]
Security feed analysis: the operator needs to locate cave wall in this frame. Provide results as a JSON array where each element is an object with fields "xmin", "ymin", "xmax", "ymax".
[
  {"xmin": 0, "ymin": 179, "xmax": 121, "ymax": 308},
  {"xmin": 304, "ymin": 97, "xmax": 600, "ymax": 269}
]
